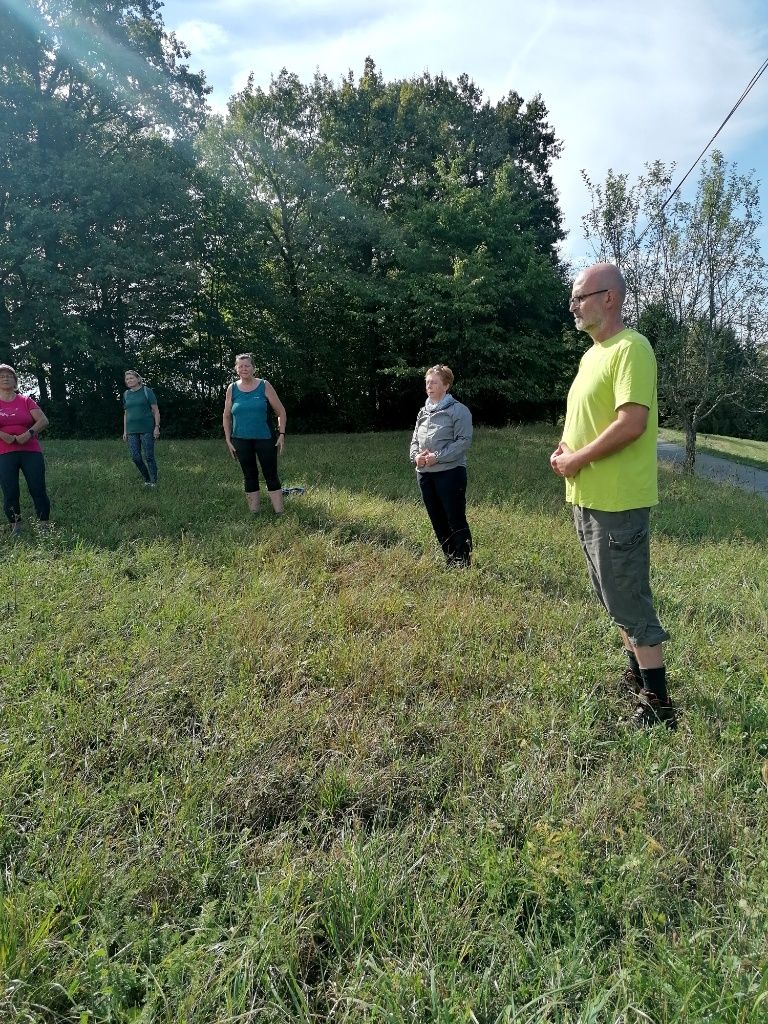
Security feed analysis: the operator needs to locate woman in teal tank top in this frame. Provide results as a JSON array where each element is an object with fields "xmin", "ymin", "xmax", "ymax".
[
  {"xmin": 122, "ymin": 369, "xmax": 161, "ymax": 486},
  {"xmin": 222, "ymin": 353, "xmax": 287, "ymax": 514}
]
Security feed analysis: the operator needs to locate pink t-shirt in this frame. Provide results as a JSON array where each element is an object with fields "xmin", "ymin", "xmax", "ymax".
[{"xmin": 0, "ymin": 394, "xmax": 43, "ymax": 455}]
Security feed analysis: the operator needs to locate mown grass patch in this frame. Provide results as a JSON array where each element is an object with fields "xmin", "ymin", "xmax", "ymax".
[{"xmin": 1, "ymin": 427, "xmax": 767, "ymax": 1022}]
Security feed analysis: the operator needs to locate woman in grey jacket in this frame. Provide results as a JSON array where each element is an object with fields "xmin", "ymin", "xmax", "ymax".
[{"xmin": 409, "ymin": 364, "xmax": 473, "ymax": 567}]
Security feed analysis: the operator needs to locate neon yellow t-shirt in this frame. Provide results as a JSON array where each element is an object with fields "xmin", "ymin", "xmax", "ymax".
[{"xmin": 562, "ymin": 328, "xmax": 659, "ymax": 511}]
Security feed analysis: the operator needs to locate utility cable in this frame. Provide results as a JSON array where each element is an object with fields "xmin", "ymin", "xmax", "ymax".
[{"xmin": 630, "ymin": 55, "xmax": 768, "ymax": 251}]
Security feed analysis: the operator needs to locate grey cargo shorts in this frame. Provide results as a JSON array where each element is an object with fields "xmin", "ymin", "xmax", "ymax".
[{"xmin": 572, "ymin": 505, "xmax": 670, "ymax": 648}]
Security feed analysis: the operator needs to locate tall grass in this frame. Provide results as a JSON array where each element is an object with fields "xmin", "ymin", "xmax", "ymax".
[{"xmin": 1, "ymin": 428, "xmax": 767, "ymax": 1022}]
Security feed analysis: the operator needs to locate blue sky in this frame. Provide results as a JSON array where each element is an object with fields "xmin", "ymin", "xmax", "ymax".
[{"xmin": 159, "ymin": 0, "xmax": 768, "ymax": 266}]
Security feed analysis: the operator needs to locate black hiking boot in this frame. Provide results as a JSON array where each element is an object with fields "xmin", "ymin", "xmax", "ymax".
[
  {"xmin": 617, "ymin": 666, "xmax": 642, "ymax": 699},
  {"xmin": 630, "ymin": 689, "xmax": 678, "ymax": 731}
]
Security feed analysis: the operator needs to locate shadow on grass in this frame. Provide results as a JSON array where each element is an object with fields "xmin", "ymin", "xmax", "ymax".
[
  {"xmin": 27, "ymin": 438, "xmax": 430, "ymax": 555},
  {"xmin": 32, "ymin": 432, "xmax": 564, "ymax": 553},
  {"xmin": 288, "ymin": 499, "xmax": 423, "ymax": 553},
  {"xmin": 18, "ymin": 431, "xmax": 768, "ymax": 555}
]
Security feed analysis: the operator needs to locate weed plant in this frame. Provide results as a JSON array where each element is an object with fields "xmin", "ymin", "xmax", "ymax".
[{"xmin": 1, "ymin": 428, "xmax": 767, "ymax": 1023}]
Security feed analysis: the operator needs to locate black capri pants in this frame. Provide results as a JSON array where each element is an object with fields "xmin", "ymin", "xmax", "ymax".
[{"xmin": 232, "ymin": 437, "xmax": 281, "ymax": 492}]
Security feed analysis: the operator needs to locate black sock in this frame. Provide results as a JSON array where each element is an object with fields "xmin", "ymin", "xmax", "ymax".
[
  {"xmin": 624, "ymin": 649, "xmax": 641, "ymax": 679},
  {"xmin": 639, "ymin": 666, "xmax": 668, "ymax": 702}
]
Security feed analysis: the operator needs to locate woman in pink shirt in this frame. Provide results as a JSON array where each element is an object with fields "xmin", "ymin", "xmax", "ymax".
[{"xmin": 0, "ymin": 364, "xmax": 51, "ymax": 535}]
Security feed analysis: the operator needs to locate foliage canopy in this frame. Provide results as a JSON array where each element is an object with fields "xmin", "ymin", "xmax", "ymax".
[{"xmin": 2, "ymin": 6, "xmax": 574, "ymax": 434}]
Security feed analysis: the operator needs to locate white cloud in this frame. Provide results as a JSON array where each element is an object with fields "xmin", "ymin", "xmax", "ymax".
[
  {"xmin": 175, "ymin": 20, "xmax": 228, "ymax": 54},
  {"xmin": 162, "ymin": 0, "xmax": 768, "ymax": 262}
]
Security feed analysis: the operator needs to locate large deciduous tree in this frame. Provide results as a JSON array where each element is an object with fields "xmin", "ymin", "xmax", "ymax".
[
  {"xmin": 0, "ymin": 0, "xmax": 207, "ymax": 431},
  {"xmin": 201, "ymin": 60, "xmax": 572, "ymax": 429}
]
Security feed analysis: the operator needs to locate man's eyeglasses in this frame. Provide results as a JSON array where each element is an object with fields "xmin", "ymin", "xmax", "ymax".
[{"xmin": 569, "ymin": 289, "xmax": 609, "ymax": 307}]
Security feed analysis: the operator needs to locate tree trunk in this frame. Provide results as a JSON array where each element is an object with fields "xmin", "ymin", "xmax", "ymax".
[
  {"xmin": 683, "ymin": 418, "xmax": 697, "ymax": 474},
  {"xmin": 0, "ymin": 286, "xmax": 12, "ymax": 363},
  {"xmin": 34, "ymin": 363, "xmax": 49, "ymax": 403},
  {"xmin": 48, "ymin": 341, "xmax": 69, "ymax": 429}
]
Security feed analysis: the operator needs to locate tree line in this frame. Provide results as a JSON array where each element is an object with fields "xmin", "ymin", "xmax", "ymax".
[
  {"xmin": 2, "ymin": 2, "xmax": 766, "ymax": 455},
  {"xmin": 0, "ymin": 1, "xmax": 576, "ymax": 436}
]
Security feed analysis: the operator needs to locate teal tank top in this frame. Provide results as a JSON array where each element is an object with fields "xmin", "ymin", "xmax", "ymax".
[{"xmin": 231, "ymin": 379, "xmax": 271, "ymax": 439}]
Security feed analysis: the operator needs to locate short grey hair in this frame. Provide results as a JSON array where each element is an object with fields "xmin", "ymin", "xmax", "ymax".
[{"xmin": 426, "ymin": 364, "xmax": 454, "ymax": 388}]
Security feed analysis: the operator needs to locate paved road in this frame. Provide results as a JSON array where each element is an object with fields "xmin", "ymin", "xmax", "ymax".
[{"xmin": 658, "ymin": 441, "xmax": 768, "ymax": 500}]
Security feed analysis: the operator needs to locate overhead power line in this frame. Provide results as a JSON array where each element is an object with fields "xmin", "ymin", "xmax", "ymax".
[
  {"xmin": 631, "ymin": 55, "xmax": 768, "ymax": 251},
  {"xmin": 667, "ymin": 55, "xmax": 768, "ymax": 206}
]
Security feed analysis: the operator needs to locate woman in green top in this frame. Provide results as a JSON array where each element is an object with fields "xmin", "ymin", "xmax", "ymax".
[
  {"xmin": 122, "ymin": 369, "xmax": 161, "ymax": 486},
  {"xmin": 222, "ymin": 353, "xmax": 286, "ymax": 514}
]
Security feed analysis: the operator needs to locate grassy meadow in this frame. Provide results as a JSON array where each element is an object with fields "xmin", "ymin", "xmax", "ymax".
[{"xmin": 1, "ymin": 427, "xmax": 767, "ymax": 1023}]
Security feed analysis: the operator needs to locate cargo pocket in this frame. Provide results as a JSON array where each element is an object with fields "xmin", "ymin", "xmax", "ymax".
[
  {"xmin": 607, "ymin": 523, "xmax": 649, "ymax": 597},
  {"xmin": 607, "ymin": 526, "xmax": 647, "ymax": 552}
]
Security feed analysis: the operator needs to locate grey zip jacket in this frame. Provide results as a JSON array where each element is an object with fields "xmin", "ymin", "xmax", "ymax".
[{"xmin": 409, "ymin": 394, "xmax": 473, "ymax": 473}]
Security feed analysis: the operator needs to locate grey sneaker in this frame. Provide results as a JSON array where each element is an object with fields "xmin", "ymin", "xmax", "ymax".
[
  {"xmin": 281, "ymin": 486, "xmax": 305, "ymax": 496},
  {"xmin": 10, "ymin": 521, "xmax": 22, "ymax": 536},
  {"xmin": 630, "ymin": 689, "xmax": 678, "ymax": 730}
]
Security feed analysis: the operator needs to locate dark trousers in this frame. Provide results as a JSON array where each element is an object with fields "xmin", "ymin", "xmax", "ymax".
[
  {"xmin": 127, "ymin": 432, "xmax": 157, "ymax": 483},
  {"xmin": 232, "ymin": 437, "xmax": 281, "ymax": 492},
  {"xmin": 418, "ymin": 466, "xmax": 472, "ymax": 565},
  {"xmin": 0, "ymin": 450, "xmax": 51, "ymax": 523}
]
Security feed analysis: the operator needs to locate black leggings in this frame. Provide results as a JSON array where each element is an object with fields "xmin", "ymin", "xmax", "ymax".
[
  {"xmin": 232, "ymin": 437, "xmax": 281, "ymax": 492},
  {"xmin": 0, "ymin": 450, "xmax": 51, "ymax": 523}
]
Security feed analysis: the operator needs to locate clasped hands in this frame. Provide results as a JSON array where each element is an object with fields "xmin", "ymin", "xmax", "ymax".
[
  {"xmin": 0, "ymin": 429, "xmax": 34, "ymax": 445},
  {"xmin": 549, "ymin": 442, "xmax": 583, "ymax": 478},
  {"xmin": 415, "ymin": 450, "xmax": 437, "ymax": 468}
]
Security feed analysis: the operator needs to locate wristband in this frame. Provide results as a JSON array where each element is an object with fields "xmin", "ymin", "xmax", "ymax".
[{"xmin": 279, "ymin": 432, "xmax": 285, "ymax": 436}]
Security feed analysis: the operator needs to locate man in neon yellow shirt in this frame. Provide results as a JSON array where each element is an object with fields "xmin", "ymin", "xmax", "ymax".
[{"xmin": 550, "ymin": 263, "xmax": 676, "ymax": 729}]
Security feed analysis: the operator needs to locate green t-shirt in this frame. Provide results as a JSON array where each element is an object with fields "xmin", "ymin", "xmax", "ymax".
[
  {"xmin": 562, "ymin": 328, "xmax": 659, "ymax": 511},
  {"xmin": 123, "ymin": 385, "xmax": 157, "ymax": 435}
]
